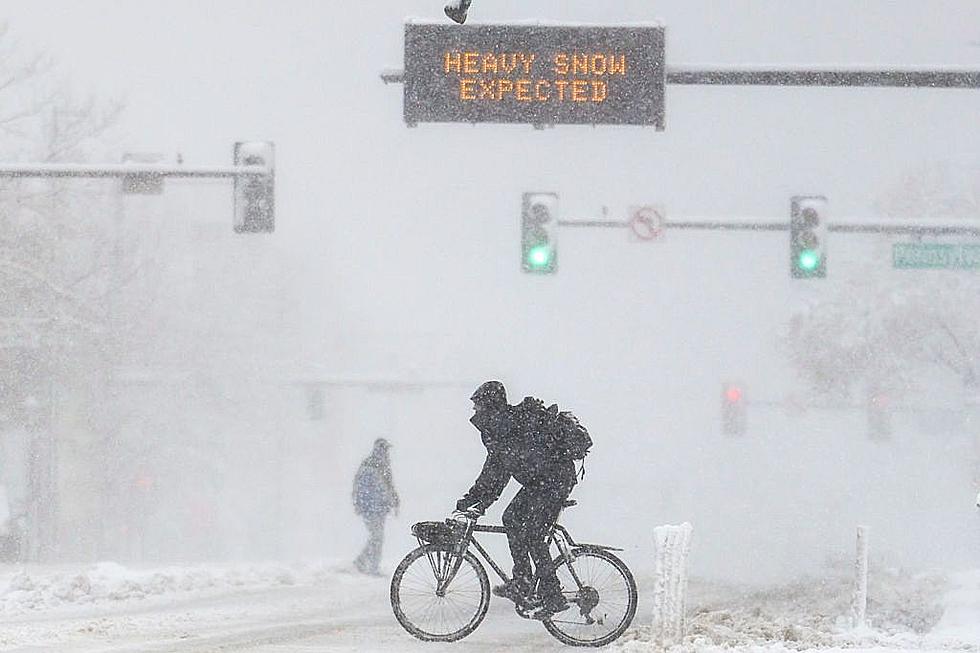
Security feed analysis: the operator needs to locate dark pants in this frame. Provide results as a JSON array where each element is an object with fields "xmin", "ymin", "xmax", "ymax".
[
  {"xmin": 355, "ymin": 513, "xmax": 386, "ymax": 574},
  {"xmin": 502, "ymin": 482, "xmax": 573, "ymax": 598}
]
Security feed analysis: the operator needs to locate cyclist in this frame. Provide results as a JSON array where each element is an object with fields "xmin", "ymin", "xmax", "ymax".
[{"xmin": 453, "ymin": 380, "xmax": 578, "ymax": 617}]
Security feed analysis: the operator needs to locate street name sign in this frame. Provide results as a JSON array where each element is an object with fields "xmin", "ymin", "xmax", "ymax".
[
  {"xmin": 893, "ymin": 243, "xmax": 980, "ymax": 269},
  {"xmin": 403, "ymin": 22, "xmax": 666, "ymax": 128}
]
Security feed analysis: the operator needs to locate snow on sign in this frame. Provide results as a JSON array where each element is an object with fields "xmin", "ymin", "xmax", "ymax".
[{"xmin": 403, "ymin": 22, "xmax": 666, "ymax": 128}]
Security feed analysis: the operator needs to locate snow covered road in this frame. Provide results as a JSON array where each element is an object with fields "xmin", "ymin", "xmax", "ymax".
[
  {"xmin": 1, "ymin": 565, "xmax": 558, "ymax": 653},
  {"xmin": 2, "ymin": 562, "xmax": 979, "ymax": 652}
]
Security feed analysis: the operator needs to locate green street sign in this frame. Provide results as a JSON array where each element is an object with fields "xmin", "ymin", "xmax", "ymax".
[{"xmin": 893, "ymin": 243, "xmax": 980, "ymax": 269}]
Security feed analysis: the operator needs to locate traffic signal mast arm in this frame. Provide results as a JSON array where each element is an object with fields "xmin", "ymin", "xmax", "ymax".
[
  {"xmin": 0, "ymin": 141, "xmax": 276, "ymax": 234},
  {"xmin": 535, "ymin": 202, "xmax": 980, "ymax": 278},
  {"xmin": 384, "ymin": 65, "xmax": 980, "ymax": 89},
  {"xmin": 665, "ymin": 65, "xmax": 980, "ymax": 89},
  {"xmin": 557, "ymin": 212, "xmax": 980, "ymax": 236},
  {"xmin": 0, "ymin": 162, "xmax": 270, "ymax": 179}
]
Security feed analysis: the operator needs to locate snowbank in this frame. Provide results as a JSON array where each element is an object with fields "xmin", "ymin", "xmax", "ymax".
[
  {"xmin": 615, "ymin": 566, "xmax": 980, "ymax": 652},
  {"xmin": 932, "ymin": 569, "xmax": 980, "ymax": 642},
  {"xmin": 0, "ymin": 560, "xmax": 344, "ymax": 617}
]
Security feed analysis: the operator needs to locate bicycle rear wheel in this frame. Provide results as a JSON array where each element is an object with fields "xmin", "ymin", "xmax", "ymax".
[
  {"xmin": 390, "ymin": 544, "xmax": 490, "ymax": 642},
  {"xmin": 543, "ymin": 548, "xmax": 638, "ymax": 647}
]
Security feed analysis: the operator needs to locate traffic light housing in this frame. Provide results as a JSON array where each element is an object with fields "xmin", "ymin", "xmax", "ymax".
[
  {"xmin": 790, "ymin": 195, "xmax": 828, "ymax": 278},
  {"xmin": 721, "ymin": 382, "xmax": 746, "ymax": 436},
  {"xmin": 521, "ymin": 192, "xmax": 558, "ymax": 274},
  {"xmin": 234, "ymin": 141, "xmax": 275, "ymax": 233}
]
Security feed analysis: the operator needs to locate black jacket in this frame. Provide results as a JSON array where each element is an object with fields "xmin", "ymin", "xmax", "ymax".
[{"xmin": 457, "ymin": 398, "xmax": 577, "ymax": 513}]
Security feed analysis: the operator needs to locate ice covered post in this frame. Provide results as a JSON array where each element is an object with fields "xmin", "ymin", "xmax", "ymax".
[
  {"xmin": 652, "ymin": 523, "xmax": 694, "ymax": 647},
  {"xmin": 850, "ymin": 525, "xmax": 870, "ymax": 629}
]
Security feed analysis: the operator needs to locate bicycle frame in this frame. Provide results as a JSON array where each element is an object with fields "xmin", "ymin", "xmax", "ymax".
[{"xmin": 439, "ymin": 522, "xmax": 622, "ymax": 595}]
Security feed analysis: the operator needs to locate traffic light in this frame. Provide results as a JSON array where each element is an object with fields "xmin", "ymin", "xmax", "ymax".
[
  {"xmin": 721, "ymin": 382, "xmax": 746, "ymax": 436},
  {"xmin": 790, "ymin": 195, "xmax": 828, "ymax": 278},
  {"xmin": 234, "ymin": 141, "xmax": 275, "ymax": 233},
  {"xmin": 521, "ymin": 192, "xmax": 558, "ymax": 274},
  {"xmin": 867, "ymin": 389, "xmax": 892, "ymax": 440}
]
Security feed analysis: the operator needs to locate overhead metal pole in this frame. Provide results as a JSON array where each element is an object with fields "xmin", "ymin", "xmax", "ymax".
[
  {"xmin": 0, "ymin": 163, "xmax": 270, "ymax": 180},
  {"xmin": 382, "ymin": 66, "xmax": 980, "ymax": 89},
  {"xmin": 829, "ymin": 223, "xmax": 980, "ymax": 236},
  {"xmin": 0, "ymin": 144, "xmax": 276, "ymax": 234},
  {"xmin": 666, "ymin": 67, "xmax": 980, "ymax": 89},
  {"xmin": 557, "ymin": 216, "xmax": 980, "ymax": 237}
]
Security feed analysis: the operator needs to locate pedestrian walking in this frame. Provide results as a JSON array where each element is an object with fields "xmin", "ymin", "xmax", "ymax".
[{"xmin": 352, "ymin": 438, "xmax": 399, "ymax": 575}]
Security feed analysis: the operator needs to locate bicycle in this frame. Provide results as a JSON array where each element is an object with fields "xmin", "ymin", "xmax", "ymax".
[{"xmin": 390, "ymin": 500, "xmax": 638, "ymax": 647}]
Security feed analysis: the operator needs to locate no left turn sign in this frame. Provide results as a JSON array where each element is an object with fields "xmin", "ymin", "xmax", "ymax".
[{"xmin": 628, "ymin": 205, "xmax": 665, "ymax": 241}]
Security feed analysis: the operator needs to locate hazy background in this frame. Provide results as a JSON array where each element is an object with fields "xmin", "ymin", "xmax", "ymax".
[{"xmin": 0, "ymin": 1, "xmax": 978, "ymax": 584}]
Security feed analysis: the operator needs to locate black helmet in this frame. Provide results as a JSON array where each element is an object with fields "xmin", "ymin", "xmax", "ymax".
[{"xmin": 471, "ymin": 380, "xmax": 507, "ymax": 407}]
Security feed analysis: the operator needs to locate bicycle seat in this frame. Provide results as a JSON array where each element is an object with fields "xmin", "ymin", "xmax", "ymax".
[{"xmin": 562, "ymin": 500, "xmax": 577, "ymax": 508}]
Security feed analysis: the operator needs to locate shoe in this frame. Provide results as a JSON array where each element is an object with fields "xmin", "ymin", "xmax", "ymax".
[
  {"xmin": 354, "ymin": 559, "xmax": 383, "ymax": 577},
  {"xmin": 444, "ymin": 2, "xmax": 468, "ymax": 24},
  {"xmin": 492, "ymin": 580, "xmax": 528, "ymax": 603},
  {"xmin": 530, "ymin": 593, "xmax": 570, "ymax": 619}
]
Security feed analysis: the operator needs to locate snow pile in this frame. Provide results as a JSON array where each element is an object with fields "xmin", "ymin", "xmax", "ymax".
[
  {"xmin": 615, "ymin": 565, "xmax": 968, "ymax": 652},
  {"xmin": 0, "ymin": 561, "xmax": 343, "ymax": 616},
  {"xmin": 932, "ymin": 570, "xmax": 980, "ymax": 642}
]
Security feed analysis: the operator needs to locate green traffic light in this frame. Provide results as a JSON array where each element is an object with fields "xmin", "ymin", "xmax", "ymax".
[
  {"xmin": 527, "ymin": 245, "xmax": 553, "ymax": 268},
  {"xmin": 797, "ymin": 249, "xmax": 821, "ymax": 271}
]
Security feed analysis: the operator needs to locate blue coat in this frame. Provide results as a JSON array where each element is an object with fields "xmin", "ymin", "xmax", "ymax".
[{"xmin": 352, "ymin": 454, "xmax": 399, "ymax": 517}]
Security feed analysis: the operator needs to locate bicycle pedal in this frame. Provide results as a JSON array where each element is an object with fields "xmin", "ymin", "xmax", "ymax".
[
  {"xmin": 528, "ymin": 610, "xmax": 557, "ymax": 621},
  {"xmin": 514, "ymin": 599, "xmax": 545, "ymax": 619}
]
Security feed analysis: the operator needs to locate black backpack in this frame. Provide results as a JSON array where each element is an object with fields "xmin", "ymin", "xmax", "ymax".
[
  {"xmin": 554, "ymin": 409, "xmax": 592, "ymax": 461},
  {"xmin": 518, "ymin": 397, "xmax": 593, "ymax": 463}
]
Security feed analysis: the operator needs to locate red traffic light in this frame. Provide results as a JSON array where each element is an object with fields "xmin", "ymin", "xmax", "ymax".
[{"xmin": 721, "ymin": 382, "xmax": 747, "ymax": 436}]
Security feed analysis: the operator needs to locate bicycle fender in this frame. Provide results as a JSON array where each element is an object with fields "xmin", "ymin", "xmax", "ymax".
[{"xmin": 573, "ymin": 543, "xmax": 624, "ymax": 553}]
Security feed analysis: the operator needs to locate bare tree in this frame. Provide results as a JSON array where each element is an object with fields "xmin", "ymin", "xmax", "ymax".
[
  {"xmin": 0, "ymin": 22, "xmax": 125, "ymax": 343},
  {"xmin": 0, "ymin": 22, "xmax": 129, "ymax": 561},
  {"xmin": 785, "ymin": 162, "xmax": 980, "ymax": 404}
]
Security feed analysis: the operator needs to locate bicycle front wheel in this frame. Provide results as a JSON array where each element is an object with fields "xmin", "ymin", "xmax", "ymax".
[
  {"xmin": 543, "ymin": 548, "xmax": 638, "ymax": 647},
  {"xmin": 390, "ymin": 544, "xmax": 490, "ymax": 642}
]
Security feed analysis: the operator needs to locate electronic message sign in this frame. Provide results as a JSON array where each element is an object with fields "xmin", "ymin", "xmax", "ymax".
[{"xmin": 403, "ymin": 22, "xmax": 666, "ymax": 128}]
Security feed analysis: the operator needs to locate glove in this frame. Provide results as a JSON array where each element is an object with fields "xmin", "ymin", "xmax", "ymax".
[
  {"xmin": 455, "ymin": 499, "xmax": 484, "ymax": 514},
  {"xmin": 451, "ymin": 501, "xmax": 482, "ymax": 521},
  {"xmin": 451, "ymin": 510, "xmax": 477, "ymax": 522}
]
